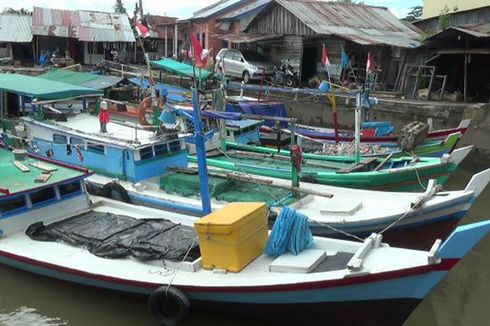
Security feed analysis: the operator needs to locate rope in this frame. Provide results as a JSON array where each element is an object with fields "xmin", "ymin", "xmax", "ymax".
[
  {"xmin": 165, "ymin": 236, "xmax": 197, "ymax": 295},
  {"xmin": 307, "ymin": 218, "xmax": 364, "ymax": 242}
]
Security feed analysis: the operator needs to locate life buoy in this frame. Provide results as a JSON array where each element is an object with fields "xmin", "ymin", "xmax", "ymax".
[
  {"xmin": 137, "ymin": 96, "xmax": 152, "ymax": 126},
  {"xmin": 100, "ymin": 182, "xmax": 131, "ymax": 203},
  {"xmin": 148, "ymin": 285, "xmax": 190, "ymax": 326},
  {"xmin": 290, "ymin": 144, "xmax": 303, "ymax": 172}
]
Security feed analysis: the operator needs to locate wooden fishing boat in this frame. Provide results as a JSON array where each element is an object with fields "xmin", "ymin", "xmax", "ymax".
[
  {"xmin": 298, "ymin": 131, "xmax": 462, "ymax": 158},
  {"xmin": 16, "ymin": 114, "xmax": 488, "ymax": 249},
  {"xmin": 191, "ymin": 142, "xmax": 472, "ymax": 191},
  {"xmin": 290, "ymin": 118, "xmax": 472, "ymax": 143},
  {"xmin": 0, "ymin": 150, "xmax": 489, "ymax": 325}
]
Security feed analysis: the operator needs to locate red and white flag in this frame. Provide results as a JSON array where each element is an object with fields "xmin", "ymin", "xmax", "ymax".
[
  {"xmin": 321, "ymin": 43, "xmax": 330, "ymax": 67},
  {"xmin": 135, "ymin": 21, "xmax": 150, "ymax": 38},
  {"xmin": 366, "ymin": 52, "xmax": 375, "ymax": 75},
  {"xmin": 190, "ymin": 33, "xmax": 208, "ymax": 68}
]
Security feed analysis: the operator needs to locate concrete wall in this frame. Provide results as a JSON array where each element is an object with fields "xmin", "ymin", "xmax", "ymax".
[
  {"xmin": 246, "ymin": 91, "xmax": 489, "ymax": 171},
  {"xmin": 422, "ymin": 0, "xmax": 489, "ymax": 19}
]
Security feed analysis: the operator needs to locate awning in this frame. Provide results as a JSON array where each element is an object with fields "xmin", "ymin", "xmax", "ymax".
[
  {"xmin": 0, "ymin": 74, "xmax": 102, "ymax": 99},
  {"xmin": 218, "ymin": 34, "xmax": 283, "ymax": 44},
  {"xmin": 39, "ymin": 70, "xmax": 126, "ymax": 90},
  {"xmin": 150, "ymin": 58, "xmax": 212, "ymax": 81}
]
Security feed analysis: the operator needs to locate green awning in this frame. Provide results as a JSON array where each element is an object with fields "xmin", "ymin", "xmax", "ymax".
[
  {"xmin": 151, "ymin": 58, "xmax": 212, "ymax": 81},
  {"xmin": 0, "ymin": 74, "xmax": 102, "ymax": 100},
  {"xmin": 39, "ymin": 70, "xmax": 126, "ymax": 90}
]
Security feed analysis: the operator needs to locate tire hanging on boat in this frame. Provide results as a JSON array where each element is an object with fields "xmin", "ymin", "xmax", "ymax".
[
  {"xmin": 148, "ymin": 285, "xmax": 190, "ymax": 326},
  {"xmin": 100, "ymin": 182, "xmax": 131, "ymax": 203},
  {"xmin": 137, "ymin": 96, "xmax": 152, "ymax": 126}
]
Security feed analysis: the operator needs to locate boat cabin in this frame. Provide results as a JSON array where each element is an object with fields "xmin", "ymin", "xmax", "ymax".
[
  {"xmin": 22, "ymin": 113, "xmax": 188, "ymax": 183},
  {"xmin": 0, "ymin": 147, "xmax": 91, "ymax": 235}
]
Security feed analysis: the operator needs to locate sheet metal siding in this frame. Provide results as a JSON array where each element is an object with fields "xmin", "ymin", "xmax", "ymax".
[
  {"xmin": 78, "ymin": 11, "xmax": 135, "ymax": 42},
  {"xmin": 415, "ymin": 7, "xmax": 490, "ymax": 33},
  {"xmin": 32, "ymin": 7, "xmax": 80, "ymax": 38},
  {"xmin": 247, "ymin": 5, "xmax": 315, "ymax": 35},
  {"xmin": 0, "ymin": 15, "xmax": 32, "ymax": 42}
]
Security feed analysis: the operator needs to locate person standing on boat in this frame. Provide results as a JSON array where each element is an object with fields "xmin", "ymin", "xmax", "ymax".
[{"xmin": 99, "ymin": 100, "xmax": 110, "ymax": 133}]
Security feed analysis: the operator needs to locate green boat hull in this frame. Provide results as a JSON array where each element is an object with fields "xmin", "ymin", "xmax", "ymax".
[{"xmin": 191, "ymin": 143, "xmax": 460, "ymax": 191}]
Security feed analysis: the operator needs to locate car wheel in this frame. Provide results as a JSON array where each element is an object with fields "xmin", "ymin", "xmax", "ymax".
[{"xmin": 242, "ymin": 71, "xmax": 251, "ymax": 84}]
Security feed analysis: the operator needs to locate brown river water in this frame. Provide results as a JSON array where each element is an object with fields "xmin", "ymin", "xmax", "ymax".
[{"xmin": 0, "ymin": 168, "xmax": 489, "ymax": 326}]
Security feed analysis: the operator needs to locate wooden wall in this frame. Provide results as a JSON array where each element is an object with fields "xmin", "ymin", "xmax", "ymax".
[{"xmin": 247, "ymin": 5, "xmax": 316, "ymax": 36}]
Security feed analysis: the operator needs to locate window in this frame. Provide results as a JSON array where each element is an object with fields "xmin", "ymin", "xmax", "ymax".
[
  {"xmin": 53, "ymin": 134, "xmax": 67, "ymax": 144},
  {"xmin": 169, "ymin": 141, "xmax": 181, "ymax": 152},
  {"xmin": 0, "ymin": 196, "xmax": 26, "ymax": 215},
  {"xmin": 30, "ymin": 187, "xmax": 56, "ymax": 206},
  {"xmin": 139, "ymin": 146, "xmax": 154, "ymax": 160},
  {"xmin": 87, "ymin": 143, "xmax": 105, "ymax": 154},
  {"xmin": 154, "ymin": 143, "xmax": 168, "ymax": 157},
  {"xmin": 59, "ymin": 182, "xmax": 81, "ymax": 197},
  {"xmin": 70, "ymin": 137, "xmax": 84, "ymax": 146}
]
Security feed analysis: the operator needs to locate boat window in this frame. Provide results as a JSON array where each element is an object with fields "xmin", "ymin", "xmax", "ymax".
[
  {"xmin": 53, "ymin": 134, "xmax": 67, "ymax": 144},
  {"xmin": 154, "ymin": 143, "xmax": 168, "ymax": 157},
  {"xmin": 139, "ymin": 146, "xmax": 154, "ymax": 160},
  {"xmin": 169, "ymin": 140, "xmax": 181, "ymax": 152},
  {"xmin": 30, "ymin": 187, "xmax": 56, "ymax": 206},
  {"xmin": 59, "ymin": 181, "xmax": 82, "ymax": 197},
  {"xmin": 0, "ymin": 195, "xmax": 26, "ymax": 215},
  {"xmin": 70, "ymin": 137, "xmax": 84, "ymax": 146},
  {"xmin": 87, "ymin": 143, "xmax": 105, "ymax": 154}
]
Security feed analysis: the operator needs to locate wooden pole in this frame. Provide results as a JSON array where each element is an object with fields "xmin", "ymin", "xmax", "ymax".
[
  {"xmin": 464, "ymin": 53, "xmax": 468, "ymax": 103},
  {"xmin": 164, "ymin": 26, "xmax": 168, "ymax": 57}
]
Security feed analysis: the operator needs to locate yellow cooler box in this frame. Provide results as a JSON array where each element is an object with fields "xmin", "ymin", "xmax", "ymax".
[{"xmin": 194, "ymin": 202, "xmax": 268, "ymax": 272}]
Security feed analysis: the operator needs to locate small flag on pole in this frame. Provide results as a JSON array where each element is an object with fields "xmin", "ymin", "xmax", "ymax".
[
  {"xmin": 366, "ymin": 52, "xmax": 375, "ymax": 75},
  {"xmin": 321, "ymin": 43, "xmax": 330, "ymax": 67},
  {"xmin": 135, "ymin": 21, "xmax": 150, "ymax": 38},
  {"xmin": 190, "ymin": 33, "xmax": 208, "ymax": 68}
]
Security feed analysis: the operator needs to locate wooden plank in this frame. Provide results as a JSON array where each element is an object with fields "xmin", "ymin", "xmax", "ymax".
[
  {"xmin": 336, "ymin": 157, "xmax": 378, "ymax": 174},
  {"xmin": 374, "ymin": 153, "xmax": 394, "ymax": 171},
  {"xmin": 29, "ymin": 161, "xmax": 58, "ymax": 172},
  {"xmin": 12, "ymin": 160, "xmax": 29, "ymax": 172},
  {"xmin": 35, "ymin": 173, "xmax": 52, "ymax": 183}
]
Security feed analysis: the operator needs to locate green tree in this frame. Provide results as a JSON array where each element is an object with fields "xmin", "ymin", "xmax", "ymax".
[
  {"xmin": 2, "ymin": 7, "xmax": 31, "ymax": 15},
  {"xmin": 404, "ymin": 6, "xmax": 423, "ymax": 22},
  {"xmin": 438, "ymin": 5, "xmax": 451, "ymax": 30},
  {"xmin": 113, "ymin": 0, "xmax": 127, "ymax": 14}
]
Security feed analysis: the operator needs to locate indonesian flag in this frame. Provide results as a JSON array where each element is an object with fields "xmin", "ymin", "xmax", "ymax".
[
  {"xmin": 135, "ymin": 21, "xmax": 150, "ymax": 38},
  {"xmin": 366, "ymin": 52, "xmax": 375, "ymax": 75},
  {"xmin": 321, "ymin": 43, "xmax": 330, "ymax": 67},
  {"xmin": 190, "ymin": 33, "xmax": 208, "ymax": 68}
]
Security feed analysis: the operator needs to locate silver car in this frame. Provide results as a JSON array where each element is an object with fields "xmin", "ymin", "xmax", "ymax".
[{"xmin": 215, "ymin": 48, "xmax": 275, "ymax": 83}]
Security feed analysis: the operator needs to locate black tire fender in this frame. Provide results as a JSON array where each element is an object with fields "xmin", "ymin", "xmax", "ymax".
[
  {"xmin": 148, "ymin": 285, "xmax": 190, "ymax": 326},
  {"xmin": 100, "ymin": 182, "xmax": 131, "ymax": 203}
]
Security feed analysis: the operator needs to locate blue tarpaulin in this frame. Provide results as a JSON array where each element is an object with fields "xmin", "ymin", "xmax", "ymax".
[
  {"xmin": 129, "ymin": 77, "xmax": 191, "ymax": 103},
  {"xmin": 225, "ymin": 101, "xmax": 288, "ymax": 128}
]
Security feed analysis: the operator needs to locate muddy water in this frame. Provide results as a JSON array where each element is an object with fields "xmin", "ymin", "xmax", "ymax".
[{"xmin": 0, "ymin": 169, "xmax": 489, "ymax": 326}]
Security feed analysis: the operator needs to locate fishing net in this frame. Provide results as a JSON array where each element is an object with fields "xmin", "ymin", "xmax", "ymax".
[{"xmin": 160, "ymin": 172, "xmax": 292, "ymax": 206}]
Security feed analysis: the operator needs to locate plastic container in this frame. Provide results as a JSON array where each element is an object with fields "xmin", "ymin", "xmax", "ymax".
[
  {"xmin": 12, "ymin": 149, "xmax": 26, "ymax": 161},
  {"xmin": 318, "ymin": 80, "xmax": 330, "ymax": 92},
  {"xmin": 194, "ymin": 202, "xmax": 268, "ymax": 272}
]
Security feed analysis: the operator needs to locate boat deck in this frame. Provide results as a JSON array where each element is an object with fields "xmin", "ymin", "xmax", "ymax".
[{"xmin": 0, "ymin": 150, "xmax": 87, "ymax": 196}]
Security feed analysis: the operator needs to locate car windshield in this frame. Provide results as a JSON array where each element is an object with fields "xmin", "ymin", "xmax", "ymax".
[{"xmin": 241, "ymin": 51, "xmax": 266, "ymax": 62}]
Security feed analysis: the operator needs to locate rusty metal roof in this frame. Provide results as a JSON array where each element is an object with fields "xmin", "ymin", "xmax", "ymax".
[
  {"xmin": 32, "ymin": 7, "xmax": 80, "ymax": 38},
  {"xmin": 271, "ymin": 0, "xmax": 420, "ymax": 48},
  {"xmin": 32, "ymin": 7, "xmax": 135, "ymax": 42},
  {"xmin": 78, "ymin": 11, "xmax": 135, "ymax": 42},
  {"xmin": 0, "ymin": 14, "xmax": 32, "ymax": 43},
  {"xmin": 219, "ymin": 0, "xmax": 272, "ymax": 20}
]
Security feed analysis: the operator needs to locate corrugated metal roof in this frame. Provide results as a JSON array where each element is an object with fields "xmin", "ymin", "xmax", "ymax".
[
  {"xmin": 32, "ymin": 7, "xmax": 135, "ymax": 42},
  {"xmin": 0, "ymin": 14, "xmax": 32, "ymax": 43},
  {"xmin": 271, "ymin": 0, "xmax": 420, "ymax": 48},
  {"xmin": 32, "ymin": 7, "xmax": 80, "ymax": 38},
  {"xmin": 219, "ymin": 0, "xmax": 272, "ymax": 20},
  {"xmin": 219, "ymin": 33, "xmax": 282, "ymax": 43},
  {"xmin": 193, "ymin": 0, "xmax": 242, "ymax": 19},
  {"xmin": 78, "ymin": 11, "xmax": 135, "ymax": 42}
]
